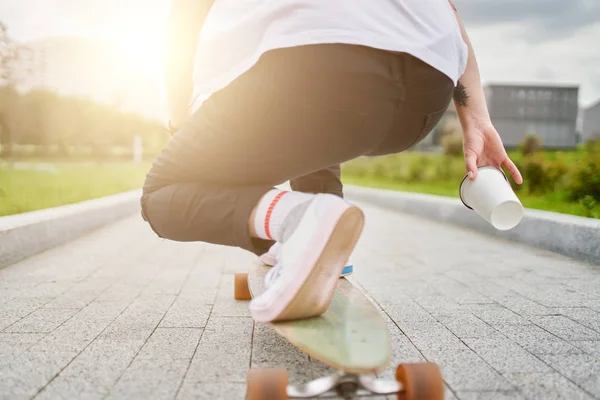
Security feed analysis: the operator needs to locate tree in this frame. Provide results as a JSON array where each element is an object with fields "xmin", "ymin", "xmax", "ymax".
[{"xmin": 0, "ymin": 22, "xmax": 30, "ymax": 157}]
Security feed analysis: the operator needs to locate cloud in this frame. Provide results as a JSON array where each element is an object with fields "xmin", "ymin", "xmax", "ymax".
[
  {"xmin": 454, "ymin": 0, "xmax": 600, "ymax": 41},
  {"xmin": 467, "ymin": 22, "xmax": 600, "ymax": 106},
  {"xmin": 1, "ymin": 0, "xmax": 600, "ymax": 107}
]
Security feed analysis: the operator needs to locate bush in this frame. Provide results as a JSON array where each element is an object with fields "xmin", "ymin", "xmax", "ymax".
[
  {"xmin": 544, "ymin": 159, "xmax": 569, "ymax": 192},
  {"xmin": 521, "ymin": 157, "xmax": 546, "ymax": 194},
  {"xmin": 433, "ymin": 155, "xmax": 466, "ymax": 181},
  {"xmin": 580, "ymin": 195, "xmax": 598, "ymax": 218},
  {"xmin": 567, "ymin": 151, "xmax": 600, "ymax": 202},
  {"xmin": 519, "ymin": 134, "xmax": 542, "ymax": 156},
  {"xmin": 406, "ymin": 155, "xmax": 431, "ymax": 182},
  {"xmin": 441, "ymin": 130, "xmax": 463, "ymax": 157}
]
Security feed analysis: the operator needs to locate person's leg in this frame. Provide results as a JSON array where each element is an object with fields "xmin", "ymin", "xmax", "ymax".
[
  {"xmin": 141, "ymin": 44, "xmax": 396, "ymax": 256},
  {"xmin": 290, "ymin": 165, "xmax": 343, "ymax": 198},
  {"xmin": 140, "ymin": 45, "xmax": 453, "ymax": 321},
  {"xmin": 141, "ymin": 44, "xmax": 399, "ymax": 321}
]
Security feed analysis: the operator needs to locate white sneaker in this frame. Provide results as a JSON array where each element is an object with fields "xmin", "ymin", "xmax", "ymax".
[
  {"xmin": 260, "ymin": 242, "xmax": 354, "ymax": 276},
  {"xmin": 249, "ymin": 194, "xmax": 364, "ymax": 322}
]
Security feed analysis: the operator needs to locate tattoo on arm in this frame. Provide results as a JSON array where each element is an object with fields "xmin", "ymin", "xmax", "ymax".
[{"xmin": 453, "ymin": 81, "xmax": 469, "ymax": 107}]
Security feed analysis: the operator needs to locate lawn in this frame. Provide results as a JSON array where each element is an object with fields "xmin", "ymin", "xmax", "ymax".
[
  {"xmin": 0, "ymin": 162, "xmax": 151, "ymax": 217},
  {"xmin": 341, "ymin": 148, "xmax": 600, "ymax": 219},
  {"xmin": 342, "ymin": 175, "xmax": 597, "ymax": 218}
]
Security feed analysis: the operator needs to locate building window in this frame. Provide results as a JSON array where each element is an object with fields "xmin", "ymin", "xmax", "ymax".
[{"xmin": 542, "ymin": 106, "xmax": 549, "ymax": 117}]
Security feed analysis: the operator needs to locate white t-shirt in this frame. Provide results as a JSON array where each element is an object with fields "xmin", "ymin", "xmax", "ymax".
[{"xmin": 191, "ymin": 0, "xmax": 468, "ymax": 111}]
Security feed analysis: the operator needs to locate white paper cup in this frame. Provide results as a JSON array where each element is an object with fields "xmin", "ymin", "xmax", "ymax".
[{"xmin": 459, "ymin": 166, "xmax": 524, "ymax": 230}]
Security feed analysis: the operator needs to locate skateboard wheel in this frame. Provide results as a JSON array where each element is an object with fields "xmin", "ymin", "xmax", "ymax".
[
  {"xmin": 234, "ymin": 273, "xmax": 251, "ymax": 300},
  {"xmin": 247, "ymin": 368, "xmax": 288, "ymax": 400},
  {"xmin": 396, "ymin": 362, "xmax": 444, "ymax": 400}
]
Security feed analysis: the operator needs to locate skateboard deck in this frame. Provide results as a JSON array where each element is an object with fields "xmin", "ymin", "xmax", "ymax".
[
  {"xmin": 247, "ymin": 262, "xmax": 391, "ymax": 374},
  {"xmin": 234, "ymin": 261, "xmax": 445, "ymax": 399}
]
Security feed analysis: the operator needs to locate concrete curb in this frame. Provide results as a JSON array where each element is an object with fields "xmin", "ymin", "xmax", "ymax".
[
  {"xmin": 345, "ymin": 185, "xmax": 600, "ymax": 265},
  {"xmin": 0, "ymin": 190, "xmax": 142, "ymax": 268}
]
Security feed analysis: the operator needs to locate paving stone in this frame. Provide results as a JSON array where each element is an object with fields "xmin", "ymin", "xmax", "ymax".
[
  {"xmin": 0, "ymin": 342, "xmax": 83, "ymax": 398},
  {"xmin": 531, "ymin": 315, "xmax": 600, "ymax": 341},
  {"xmin": 0, "ymin": 296, "xmax": 54, "ymax": 331},
  {"xmin": 3, "ymin": 196, "xmax": 600, "ymax": 399},
  {"xmin": 35, "ymin": 375, "xmax": 113, "ymax": 400},
  {"xmin": 43, "ymin": 278, "xmax": 116, "ymax": 308},
  {"xmin": 3, "ymin": 307, "xmax": 79, "ymax": 333},
  {"xmin": 106, "ymin": 359, "xmax": 189, "ymax": 400},
  {"xmin": 435, "ymin": 314, "xmax": 498, "ymax": 339},
  {"xmin": 426, "ymin": 275, "xmax": 496, "ymax": 305},
  {"xmin": 56, "ymin": 338, "xmax": 146, "ymax": 392},
  {"xmin": 0, "ymin": 332, "xmax": 45, "ymax": 368},
  {"xmin": 552, "ymin": 307, "xmax": 600, "ymax": 333},
  {"xmin": 413, "ymin": 295, "xmax": 468, "ymax": 315},
  {"xmin": 184, "ymin": 317, "xmax": 253, "ymax": 384},
  {"xmin": 571, "ymin": 341, "xmax": 600, "ymax": 356},
  {"xmin": 97, "ymin": 295, "xmax": 175, "ymax": 342},
  {"xmin": 495, "ymin": 294, "xmax": 554, "ymax": 316},
  {"xmin": 142, "ymin": 265, "xmax": 193, "ymax": 296},
  {"xmin": 396, "ymin": 321, "xmax": 464, "ymax": 356},
  {"xmin": 444, "ymin": 387, "xmax": 460, "ymax": 400},
  {"xmin": 0, "ymin": 286, "xmax": 24, "ymax": 305},
  {"xmin": 135, "ymin": 327, "xmax": 202, "ymax": 360},
  {"xmin": 464, "ymin": 304, "xmax": 530, "ymax": 325},
  {"xmin": 379, "ymin": 300, "xmax": 438, "ymax": 324},
  {"xmin": 176, "ymin": 382, "xmax": 246, "ymax": 400},
  {"xmin": 537, "ymin": 354, "xmax": 600, "ymax": 398},
  {"xmin": 309, "ymin": 357, "xmax": 337, "ymax": 381},
  {"xmin": 426, "ymin": 346, "xmax": 515, "ymax": 392},
  {"xmin": 211, "ymin": 274, "xmax": 252, "ymax": 317},
  {"xmin": 505, "ymin": 372, "xmax": 596, "ymax": 400},
  {"xmin": 445, "ymin": 274, "xmax": 514, "ymax": 301},
  {"xmin": 461, "ymin": 337, "xmax": 553, "ymax": 374},
  {"xmin": 519, "ymin": 284, "xmax": 598, "ymax": 308},
  {"xmin": 251, "ymin": 322, "xmax": 312, "ymax": 385},
  {"xmin": 456, "ymin": 391, "xmax": 525, "ymax": 400},
  {"xmin": 159, "ymin": 298, "xmax": 213, "ymax": 328},
  {"xmin": 377, "ymin": 315, "xmax": 426, "ymax": 381},
  {"xmin": 494, "ymin": 323, "xmax": 584, "ymax": 356}
]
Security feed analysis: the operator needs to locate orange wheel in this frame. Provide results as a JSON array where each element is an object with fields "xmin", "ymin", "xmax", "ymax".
[
  {"xmin": 234, "ymin": 273, "xmax": 251, "ymax": 300},
  {"xmin": 246, "ymin": 368, "xmax": 288, "ymax": 400},
  {"xmin": 396, "ymin": 363, "xmax": 444, "ymax": 400}
]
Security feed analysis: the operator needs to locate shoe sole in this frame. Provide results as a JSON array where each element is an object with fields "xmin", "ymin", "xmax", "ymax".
[{"xmin": 253, "ymin": 204, "xmax": 364, "ymax": 322}]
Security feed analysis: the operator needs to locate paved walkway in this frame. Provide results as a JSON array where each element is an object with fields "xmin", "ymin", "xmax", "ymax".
[{"xmin": 1, "ymin": 201, "xmax": 599, "ymax": 399}]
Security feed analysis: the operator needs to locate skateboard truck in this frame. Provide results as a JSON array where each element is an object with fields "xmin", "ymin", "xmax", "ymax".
[
  {"xmin": 247, "ymin": 364, "xmax": 443, "ymax": 399},
  {"xmin": 287, "ymin": 371, "xmax": 401, "ymax": 398}
]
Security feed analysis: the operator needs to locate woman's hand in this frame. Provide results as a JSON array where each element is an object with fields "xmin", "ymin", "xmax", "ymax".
[{"xmin": 463, "ymin": 122, "xmax": 523, "ymax": 184}]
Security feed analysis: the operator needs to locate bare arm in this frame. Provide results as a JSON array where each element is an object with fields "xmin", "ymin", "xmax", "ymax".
[
  {"xmin": 448, "ymin": 1, "xmax": 523, "ymax": 184},
  {"xmin": 164, "ymin": 0, "xmax": 214, "ymax": 131},
  {"xmin": 448, "ymin": 0, "xmax": 491, "ymax": 131}
]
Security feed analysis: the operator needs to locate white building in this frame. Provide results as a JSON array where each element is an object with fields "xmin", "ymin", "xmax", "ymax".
[{"xmin": 582, "ymin": 99, "xmax": 600, "ymax": 142}]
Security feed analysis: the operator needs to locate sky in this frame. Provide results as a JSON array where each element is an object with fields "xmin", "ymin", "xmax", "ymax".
[{"xmin": 1, "ymin": 0, "xmax": 599, "ymax": 115}]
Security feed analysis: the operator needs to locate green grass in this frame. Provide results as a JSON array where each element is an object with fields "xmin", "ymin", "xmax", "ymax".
[
  {"xmin": 0, "ymin": 163, "xmax": 151, "ymax": 217},
  {"xmin": 343, "ymin": 174, "xmax": 600, "ymax": 219}
]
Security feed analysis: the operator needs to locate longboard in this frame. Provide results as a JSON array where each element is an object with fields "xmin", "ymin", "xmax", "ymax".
[{"xmin": 234, "ymin": 261, "xmax": 445, "ymax": 399}]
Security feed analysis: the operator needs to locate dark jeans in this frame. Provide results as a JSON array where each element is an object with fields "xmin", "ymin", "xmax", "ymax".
[{"xmin": 141, "ymin": 44, "xmax": 454, "ymax": 255}]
